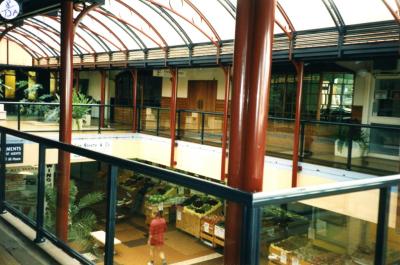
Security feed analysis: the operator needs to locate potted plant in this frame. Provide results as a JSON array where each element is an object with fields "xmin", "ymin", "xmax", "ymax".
[
  {"xmin": 334, "ymin": 125, "xmax": 368, "ymax": 158},
  {"xmin": 72, "ymin": 91, "xmax": 94, "ymax": 130},
  {"xmin": 45, "ymin": 180, "xmax": 104, "ymax": 253}
]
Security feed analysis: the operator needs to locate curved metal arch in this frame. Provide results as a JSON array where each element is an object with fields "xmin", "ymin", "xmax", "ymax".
[
  {"xmin": 7, "ymin": 31, "xmax": 50, "ymax": 57},
  {"xmin": 114, "ymin": 0, "xmax": 168, "ymax": 47},
  {"xmin": 93, "ymin": 8, "xmax": 167, "ymax": 50},
  {"xmin": 98, "ymin": 7, "xmax": 147, "ymax": 50},
  {"xmin": 3, "ymin": 36, "xmax": 40, "ymax": 59},
  {"xmin": 24, "ymin": 20, "xmax": 90, "ymax": 54},
  {"xmin": 145, "ymin": 0, "xmax": 220, "ymax": 47},
  {"xmin": 84, "ymin": 12, "xmax": 127, "ymax": 51},
  {"xmin": 381, "ymin": 0, "xmax": 400, "ymax": 24},
  {"xmin": 183, "ymin": 0, "xmax": 221, "ymax": 42},
  {"xmin": 322, "ymin": 0, "xmax": 346, "ymax": 30},
  {"xmin": 77, "ymin": 20, "xmax": 123, "ymax": 51},
  {"xmin": 216, "ymin": 0, "xmax": 235, "ymax": 19},
  {"xmin": 18, "ymin": 26, "xmax": 60, "ymax": 56},
  {"xmin": 277, "ymin": 2, "xmax": 295, "ymax": 32},
  {"xmin": 138, "ymin": 0, "xmax": 192, "ymax": 46},
  {"xmin": 45, "ymin": 15, "xmax": 111, "ymax": 53},
  {"xmin": 10, "ymin": 29, "xmax": 56, "ymax": 57},
  {"xmin": 0, "ymin": 24, "xmax": 18, "ymax": 42},
  {"xmin": 30, "ymin": 17, "xmax": 96, "ymax": 54},
  {"xmin": 23, "ymin": 21, "xmax": 83, "ymax": 55}
]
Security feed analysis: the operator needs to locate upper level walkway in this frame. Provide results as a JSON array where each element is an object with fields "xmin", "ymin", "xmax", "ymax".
[{"xmin": 0, "ymin": 217, "xmax": 58, "ymax": 265}]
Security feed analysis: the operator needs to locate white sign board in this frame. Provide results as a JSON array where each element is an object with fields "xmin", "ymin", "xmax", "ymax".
[
  {"xmin": 0, "ymin": 0, "xmax": 20, "ymax": 20},
  {"xmin": 71, "ymin": 139, "xmax": 112, "ymax": 159}
]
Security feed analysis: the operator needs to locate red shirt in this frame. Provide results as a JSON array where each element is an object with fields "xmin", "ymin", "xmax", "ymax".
[{"xmin": 149, "ymin": 217, "xmax": 167, "ymax": 246}]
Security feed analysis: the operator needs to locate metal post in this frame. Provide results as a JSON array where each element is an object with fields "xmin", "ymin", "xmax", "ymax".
[
  {"xmin": 156, "ymin": 108, "xmax": 160, "ymax": 136},
  {"xmin": 225, "ymin": 0, "xmax": 276, "ymax": 263},
  {"xmin": 0, "ymin": 131, "xmax": 6, "ymax": 213},
  {"xmin": 241, "ymin": 205, "xmax": 261, "ymax": 265},
  {"xmin": 17, "ymin": 104, "xmax": 21, "ymax": 131},
  {"xmin": 56, "ymin": 0, "xmax": 74, "ymax": 241},
  {"xmin": 177, "ymin": 110, "xmax": 181, "ymax": 139},
  {"xmin": 299, "ymin": 121, "xmax": 305, "ymax": 162},
  {"xmin": 221, "ymin": 66, "xmax": 230, "ymax": 182},
  {"xmin": 291, "ymin": 62, "xmax": 304, "ymax": 188},
  {"xmin": 201, "ymin": 113, "xmax": 205, "ymax": 145},
  {"xmin": 105, "ymin": 165, "xmax": 118, "ymax": 265},
  {"xmin": 34, "ymin": 144, "xmax": 46, "ymax": 243},
  {"xmin": 374, "ymin": 186, "xmax": 391, "ymax": 265},
  {"xmin": 169, "ymin": 68, "xmax": 178, "ymax": 168},
  {"xmin": 100, "ymin": 70, "xmax": 106, "ymax": 130},
  {"xmin": 138, "ymin": 106, "xmax": 142, "ymax": 132},
  {"xmin": 346, "ymin": 126, "xmax": 353, "ymax": 170},
  {"xmin": 131, "ymin": 69, "xmax": 138, "ymax": 133}
]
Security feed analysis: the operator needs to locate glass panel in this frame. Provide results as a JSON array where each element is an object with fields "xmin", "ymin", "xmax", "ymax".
[
  {"xmin": 372, "ymin": 78, "xmax": 400, "ymax": 118},
  {"xmin": 260, "ymin": 189, "xmax": 381, "ymax": 265},
  {"xmin": 266, "ymin": 119, "xmax": 294, "ymax": 158},
  {"xmin": 203, "ymin": 113, "xmax": 223, "ymax": 146},
  {"xmin": 45, "ymin": 156, "xmax": 108, "ymax": 264},
  {"xmin": 177, "ymin": 110, "xmax": 202, "ymax": 144},
  {"xmin": 113, "ymin": 166, "xmax": 229, "ymax": 265},
  {"xmin": 387, "ymin": 185, "xmax": 400, "ymax": 264},
  {"xmin": 279, "ymin": 0, "xmax": 336, "ymax": 30},
  {"xmin": 5, "ymin": 136, "xmax": 38, "ymax": 220},
  {"xmin": 20, "ymin": 103, "xmax": 60, "ymax": 132},
  {"xmin": 334, "ymin": 0, "xmax": 393, "ymax": 25}
]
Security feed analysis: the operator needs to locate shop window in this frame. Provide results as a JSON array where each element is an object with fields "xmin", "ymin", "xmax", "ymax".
[{"xmin": 372, "ymin": 78, "xmax": 400, "ymax": 118}]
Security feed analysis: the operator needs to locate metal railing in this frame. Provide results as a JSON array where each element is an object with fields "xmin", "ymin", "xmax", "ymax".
[
  {"xmin": 0, "ymin": 124, "xmax": 399, "ymax": 264},
  {"xmin": 1, "ymin": 102, "xmax": 399, "ymax": 175}
]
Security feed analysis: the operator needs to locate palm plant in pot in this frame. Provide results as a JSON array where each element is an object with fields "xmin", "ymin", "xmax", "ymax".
[
  {"xmin": 334, "ymin": 125, "xmax": 368, "ymax": 158},
  {"xmin": 72, "ymin": 91, "xmax": 93, "ymax": 130}
]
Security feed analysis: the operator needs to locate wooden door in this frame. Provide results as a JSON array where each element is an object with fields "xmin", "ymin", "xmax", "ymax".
[
  {"xmin": 187, "ymin": 80, "xmax": 217, "ymax": 133},
  {"xmin": 188, "ymin": 80, "xmax": 217, "ymax": 112}
]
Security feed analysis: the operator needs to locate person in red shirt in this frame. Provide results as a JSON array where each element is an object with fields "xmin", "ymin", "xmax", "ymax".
[{"xmin": 148, "ymin": 211, "xmax": 167, "ymax": 265}]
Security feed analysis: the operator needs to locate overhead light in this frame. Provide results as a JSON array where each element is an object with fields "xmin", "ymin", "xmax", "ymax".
[{"xmin": 18, "ymin": 171, "xmax": 35, "ymax": 176}]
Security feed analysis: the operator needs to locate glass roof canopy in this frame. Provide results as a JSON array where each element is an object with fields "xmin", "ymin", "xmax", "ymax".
[{"xmin": 0, "ymin": 0, "xmax": 397, "ymax": 59}]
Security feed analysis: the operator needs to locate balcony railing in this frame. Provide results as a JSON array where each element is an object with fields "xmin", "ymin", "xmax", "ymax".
[
  {"xmin": 1, "ymin": 102, "xmax": 399, "ymax": 175},
  {"xmin": 0, "ymin": 125, "xmax": 399, "ymax": 265}
]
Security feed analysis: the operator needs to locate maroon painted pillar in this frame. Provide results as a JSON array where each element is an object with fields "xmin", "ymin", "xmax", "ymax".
[
  {"xmin": 100, "ymin": 70, "xmax": 106, "ymax": 128},
  {"xmin": 170, "ymin": 68, "xmax": 178, "ymax": 168},
  {"xmin": 291, "ymin": 62, "xmax": 304, "ymax": 188},
  {"xmin": 221, "ymin": 66, "xmax": 231, "ymax": 182},
  {"xmin": 225, "ymin": 0, "xmax": 276, "ymax": 264},
  {"xmin": 56, "ymin": 0, "xmax": 74, "ymax": 241},
  {"xmin": 131, "ymin": 69, "xmax": 138, "ymax": 133}
]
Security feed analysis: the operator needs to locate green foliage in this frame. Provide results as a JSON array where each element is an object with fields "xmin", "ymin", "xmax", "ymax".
[
  {"xmin": 72, "ymin": 91, "xmax": 94, "ymax": 119},
  {"xmin": 45, "ymin": 181, "xmax": 104, "ymax": 251},
  {"xmin": 336, "ymin": 126, "xmax": 368, "ymax": 153}
]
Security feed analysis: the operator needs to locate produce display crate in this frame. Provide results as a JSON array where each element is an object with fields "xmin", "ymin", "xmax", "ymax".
[
  {"xmin": 176, "ymin": 202, "xmax": 222, "ymax": 238},
  {"xmin": 199, "ymin": 216, "xmax": 224, "ymax": 248},
  {"xmin": 144, "ymin": 203, "xmax": 172, "ymax": 225}
]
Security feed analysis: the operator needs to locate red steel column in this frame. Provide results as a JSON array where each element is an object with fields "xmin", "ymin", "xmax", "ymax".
[
  {"xmin": 221, "ymin": 66, "xmax": 231, "ymax": 182},
  {"xmin": 225, "ymin": 0, "xmax": 276, "ymax": 264},
  {"xmin": 56, "ymin": 0, "xmax": 74, "ymax": 241},
  {"xmin": 170, "ymin": 68, "xmax": 178, "ymax": 168},
  {"xmin": 131, "ymin": 69, "xmax": 138, "ymax": 133},
  {"xmin": 100, "ymin": 70, "xmax": 106, "ymax": 128},
  {"xmin": 291, "ymin": 62, "xmax": 304, "ymax": 188}
]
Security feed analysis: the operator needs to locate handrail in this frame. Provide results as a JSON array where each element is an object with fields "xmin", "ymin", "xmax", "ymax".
[
  {"xmin": 0, "ymin": 125, "xmax": 252, "ymax": 205},
  {"xmin": 252, "ymin": 174, "xmax": 400, "ymax": 207}
]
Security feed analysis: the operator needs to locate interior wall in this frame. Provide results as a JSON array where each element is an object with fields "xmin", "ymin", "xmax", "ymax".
[
  {"xmin": 159, "ymin": 67, "xmax": 226, "ymax": 100},
  {"xmin": 0, "ymin": 39, "xmax": 32, "ymax": 66}
]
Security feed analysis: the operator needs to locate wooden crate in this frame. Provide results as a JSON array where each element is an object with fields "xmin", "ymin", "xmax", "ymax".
[
  {"xmin": 176, "ymin": 204, "xmax": 222, "ymax": 238},
  {"xmin": 145, "ymin": 203, "xmax": 171, "ymax": 225}
]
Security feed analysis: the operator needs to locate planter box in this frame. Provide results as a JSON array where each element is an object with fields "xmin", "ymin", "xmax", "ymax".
[{"xmin": 334, "ymin": 139, "xmax": 367, "ymax": 158}]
